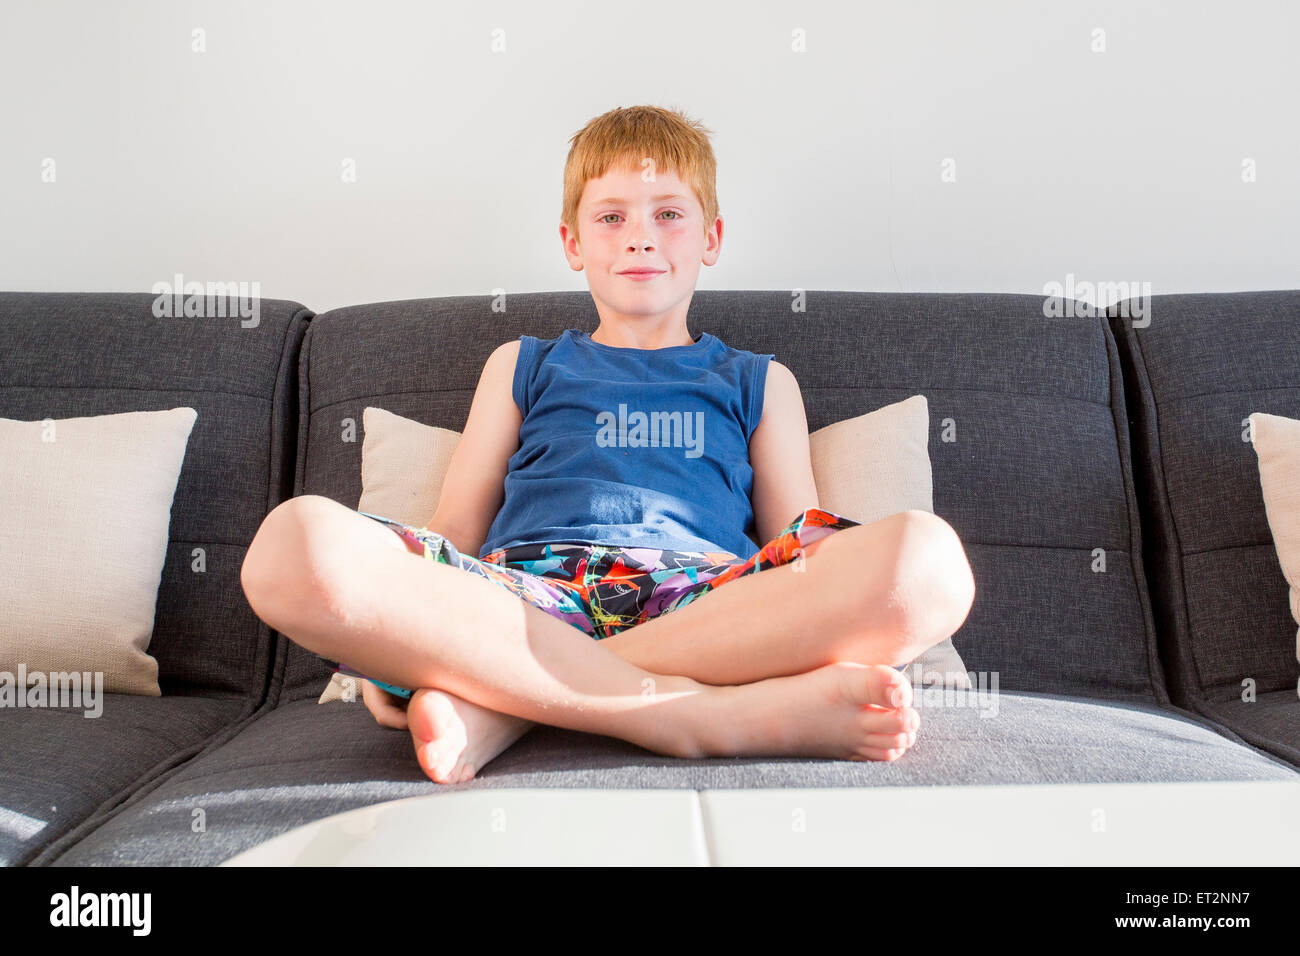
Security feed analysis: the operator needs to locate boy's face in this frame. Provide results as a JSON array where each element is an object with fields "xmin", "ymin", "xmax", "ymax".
[{"xmin": 561, "ymin": 164, "xmax": 722, "ymax": 328}]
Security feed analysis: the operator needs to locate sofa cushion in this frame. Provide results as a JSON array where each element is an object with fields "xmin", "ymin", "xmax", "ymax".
[
  {"xmin": 0, "ymin": 407, "xmax": 197, "ymax": 696},
  {"xmin": 1246, "ymin": 411, "xmax": 1300, "ymax": 693},
  {"xmin": 356, "ymin": 405, "xmax": 460, "ymax": 526},
  {"xmin": 1109, "ymin": 291, "xmax": 1300, "ymax": 764},
  {"xmin": 0, "ymin": 695, "xmax": 246, "ymax": 865},
  {"xmin": 0, "ymin": 292, "xmax": 311, "ymax": 698},
  {"xmin": 1194, "ymin": 691, "xmax": 1300, "ymax": 767},
  {"xmin": 40, "ymin": 691, "xmax": 1296, "ymax": 866},
  {"xmin": 281, "ymin": 291, "xmax": 1162, "ymax": 705}
]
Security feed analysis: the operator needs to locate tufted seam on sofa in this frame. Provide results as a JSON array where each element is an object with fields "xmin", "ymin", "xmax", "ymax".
[
  {"xmin": 1101, "ymin": 310, "xmax": 1170, "ymax": 707},
  {"xmin": 1111, "ymin": 300, "xmax": 1200, "ymax": 708}
]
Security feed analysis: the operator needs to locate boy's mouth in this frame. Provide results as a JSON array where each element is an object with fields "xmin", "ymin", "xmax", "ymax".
[{"xmin": 618, "ymin": 268, "xmax": 665, "ymax": 281}]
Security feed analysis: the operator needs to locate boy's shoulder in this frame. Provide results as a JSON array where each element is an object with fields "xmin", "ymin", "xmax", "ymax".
[
  {"xmin": 510, "ymin": 328, "xmax": 574, "ymax": 352},
  {"xmin": 710, "ymin": 331, "xmax": 771, "ymax": 360},
  {"xmin": 487, "ymin": 336, "xmax": 524, "ymax": 361}
]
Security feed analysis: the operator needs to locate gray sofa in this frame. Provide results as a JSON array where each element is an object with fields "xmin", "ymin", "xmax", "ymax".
[{"xmin": 1, "ymin": 288, "xmax": 1296, "ymax": 867}]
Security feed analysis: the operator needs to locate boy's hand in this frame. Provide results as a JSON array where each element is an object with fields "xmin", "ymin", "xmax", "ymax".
[{"xmin": 361, "ymin": 678, "xmax": 410, "ymax": 730}]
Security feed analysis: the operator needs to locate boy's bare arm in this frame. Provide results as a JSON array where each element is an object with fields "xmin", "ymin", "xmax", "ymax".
[
  {"xmin": 422, "ymin": 340, "xmax": 523, "ymax": 557},
  {"xmin": 748, "ymin": 360, "xmax": 820, "ymax": 544}
]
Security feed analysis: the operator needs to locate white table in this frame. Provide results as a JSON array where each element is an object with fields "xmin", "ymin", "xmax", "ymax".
[{"xmin": 220, "ymin": 779, "xmax": 1300, "ymax": 866}]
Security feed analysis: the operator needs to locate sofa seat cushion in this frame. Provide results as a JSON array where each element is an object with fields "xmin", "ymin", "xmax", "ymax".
[
  {"xmin": 1195, "ymin": 690, "xmax": 1300, "ymax": 768},
  {"xmin": 0, "ymin": 695, "xmax": 247, "ymax": 865},
  {"xmin": 43, "ymin": 691, "xmax": 1296, "ymax": 866}
]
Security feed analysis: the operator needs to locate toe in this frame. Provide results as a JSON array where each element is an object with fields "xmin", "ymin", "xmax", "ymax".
[
  {"xmin": 882, "ymin": 669, "xmax": 913, "ymax": 710},
  {"xmin": 856, "ymin": 745, "xmax": 900, "ymax": 761},
  {"xmin": 863, "ymin": 731, "xmax": 912, "ymax": 751},
  {"xmin": 416, "ymin": 740, "xmax": 446, "ymax": 781},
  {"xmin": 858, "ymin": 704, "xmax": 913, "ymax": 736},
  {"xmin": 843, "ymin": 663, "xmax": 914, "ymax": 711},
  {"xmin": 419, "ymin": 741, "xmax": 461, "ymax": 784}
]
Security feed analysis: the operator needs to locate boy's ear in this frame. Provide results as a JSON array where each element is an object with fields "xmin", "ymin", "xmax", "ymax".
[
  {"xmin": 702, "ymin": 215, "xmax": 723, "ymax": 266},
  {"xmin": 559, "ymin": 222, "xmax": 585, "ymax": 272}
]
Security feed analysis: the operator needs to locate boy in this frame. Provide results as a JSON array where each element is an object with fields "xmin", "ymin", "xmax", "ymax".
[{"xmin": 240, "ymin": 105, "xmax": 975, "ymax": 784}]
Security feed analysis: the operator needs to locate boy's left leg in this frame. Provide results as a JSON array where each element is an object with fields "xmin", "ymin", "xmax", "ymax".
[
  {"xmin": 407, "ymin": 507, "xmax": 971, "ymax": 782},
  {"xmin": 598, "ymin": 508, "xmax": 975, "ymax": 687}
]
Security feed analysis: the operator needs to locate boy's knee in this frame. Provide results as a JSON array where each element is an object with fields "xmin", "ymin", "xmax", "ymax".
[
  {"xmin": 242, "ymin": 495, "xmax": 341, "ymax": 612},
  {"xmin": 890, "ymin": 511, "xmax": 975, "ymax": 633}
]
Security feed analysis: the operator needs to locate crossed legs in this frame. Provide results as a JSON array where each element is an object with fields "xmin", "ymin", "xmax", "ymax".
[
  {"xmin": 240, "ymin": 496, "xmax": 975, "ymax": 780},
  {"xmin": 598, "ymin": 508, "xmax": 975, "ymax": 685}
]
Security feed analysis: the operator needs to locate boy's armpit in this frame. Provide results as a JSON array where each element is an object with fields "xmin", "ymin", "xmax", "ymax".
[{"xmin": 424, "ymin": 339, "xmax": 523, "ymax": 558}]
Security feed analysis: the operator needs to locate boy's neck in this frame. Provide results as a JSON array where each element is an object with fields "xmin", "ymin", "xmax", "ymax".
[{"xmin": 589, "ymin": 319, "xmax": 696, "ymax": 350}]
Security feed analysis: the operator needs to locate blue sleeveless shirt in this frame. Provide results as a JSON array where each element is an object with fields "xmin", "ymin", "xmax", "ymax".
[{"xmin": 478, "ymin": 328, "xmax": 774, "ymax": 561}]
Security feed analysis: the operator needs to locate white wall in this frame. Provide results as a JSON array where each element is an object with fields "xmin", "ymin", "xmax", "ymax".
[{"xmin": 1, "ymin": 0, "xmax": 1296, "ymax": 312}]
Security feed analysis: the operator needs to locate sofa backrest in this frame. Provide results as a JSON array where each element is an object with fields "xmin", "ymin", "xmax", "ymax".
[
  {"xmin": 0, "ymin": 292, "xmax": 310, "ymax": 700},
  {"xmin": 279, "ymin": 290, "xmax": 1165, "ymax": 705},
  {"xmin": 1110, "ymin": 290, "xmax": 1300, "ymax": 706}
]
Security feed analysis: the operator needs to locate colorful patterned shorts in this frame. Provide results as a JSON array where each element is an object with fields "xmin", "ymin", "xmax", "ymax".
[{"xmin": 328, "ymin": 506, "xmax": 863, "ymax": 699}]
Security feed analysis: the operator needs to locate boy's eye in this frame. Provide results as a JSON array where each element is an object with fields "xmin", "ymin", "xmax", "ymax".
[{"xmin": 600, "ymin": 211, "xmax": 682, "ymax": 224}]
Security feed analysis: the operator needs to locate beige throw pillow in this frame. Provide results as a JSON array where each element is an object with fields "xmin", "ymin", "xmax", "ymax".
[
  {"xmin": 0, "ymin": 407, "xmax": 198, "ymax": 697},
  {"xmin": 809, "ymin": 395, "xmax": 972, "ymax": 688},
  {"xmin": 321, "ymin": 395, "xmax": 972, "ymax": 702},
  {"xmin": 1248, "ymin": 412, "xmax": 1300, "ymax": 699},
  {"xmin": 319, "ymin": 407, "xmax": 460, "ymax": 704},
  {"xmin": 357, "ymin": 405, "xmax": 460, "ymax": 531}
]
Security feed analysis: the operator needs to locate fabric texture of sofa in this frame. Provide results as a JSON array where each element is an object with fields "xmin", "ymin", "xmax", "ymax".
[{"xmin": 1, "ymin": 288, "xmax": 1296, "ymax": 867}]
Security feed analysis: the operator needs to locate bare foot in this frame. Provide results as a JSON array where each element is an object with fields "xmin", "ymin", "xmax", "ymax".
[
  {"xmin": 407, "ymin": 687, "xmax": 536, "ymax": 784},
  {"xmin": 692, "ymin": 662, "xmax": 920, "ymax": 762},
  {"xmin": 409, "ymin": 661, "xmax": 918, "ymax": 779}
]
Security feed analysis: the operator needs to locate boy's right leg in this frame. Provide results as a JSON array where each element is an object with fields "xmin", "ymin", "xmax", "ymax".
[
  {"xmin": 240, "ymin": 495, "xmax": 915, "ymax": 764},
  {"xmin": 241, "ymin": 495, "xmax": 697, "ymax": 757}
]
